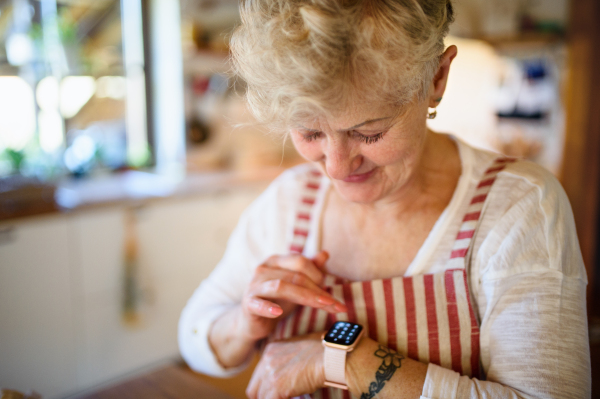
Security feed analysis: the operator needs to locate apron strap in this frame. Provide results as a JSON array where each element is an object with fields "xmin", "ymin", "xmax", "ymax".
[
  {"xmin": 447, "ymin": 157, "xmax": 517, "ymax": 324},
  {"xmin": 447, "ymin": 157, "xmax": 517, "ymax": 268},
  {"xmin": 289, "ymin": 169, "xmax": 323, "ymax": 254}
]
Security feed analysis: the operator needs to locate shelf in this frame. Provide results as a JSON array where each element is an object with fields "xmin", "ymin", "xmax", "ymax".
[{"xmin": 477, "ymin": 32, "xmax": 566, "ymax": 49}]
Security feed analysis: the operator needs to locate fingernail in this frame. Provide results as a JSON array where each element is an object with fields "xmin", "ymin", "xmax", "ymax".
[
  {"xmin": 317, "ymin": 296, "xmax": 335, "ymax": 305},
  {"xmin": 269, "ymin": 306, "xmax": 283, "ymax": 316},
  {"xmin": 334, "ymin": 303, "xmax": 347, "ymax": 312}
]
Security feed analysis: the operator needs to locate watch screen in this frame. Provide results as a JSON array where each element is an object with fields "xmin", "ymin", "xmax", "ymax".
[{"xmin": 323, "ymin": 321, "xmax": 363, "ymax": 346}]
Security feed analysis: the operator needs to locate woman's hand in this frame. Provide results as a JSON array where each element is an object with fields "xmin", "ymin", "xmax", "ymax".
[
  {"xmin": 240, "ymin": 251, "xmax": 346, "ymax": 341},
  {"xmin": 247, "ymin": 332, "xmax": 325, "ymax": 399},
  {"xmin": 208, "ymin": 251, "xmax": 346, "ymax": 369}
]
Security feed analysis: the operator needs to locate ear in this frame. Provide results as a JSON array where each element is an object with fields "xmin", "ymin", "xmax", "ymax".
[{"xmin": 428, "ymin": 45, "xmax": 457, "ymax": 108}]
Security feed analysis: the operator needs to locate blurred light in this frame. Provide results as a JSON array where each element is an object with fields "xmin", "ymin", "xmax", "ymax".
[
  {"xmin": 0, "ymin": 77, "xmax": 36, "ymax": 151},
  {"xmin": 493, "ymin": 58, "xmax": 522, "ymax": 114},
  {"xmin": 96, "ymin": 76, "xmax": 127, "ymax": 99},
  {"xmin": 5, "ymin": 33, "xmax": 35, "ymax": 66},
  {"xmin": 37, "ymin": 76, "xmax": 60, "ymax": 111},
  {"xmin": 63, "ymin": 147, "xmax": 78, "ymax": 171},
  {"xmin": 64, "ymin": 135, "xmax": 96, "ymax": 172},
  {"xmin": 60, "ymin": 76, "xmax": 96, "ymax": 118},
  {"xmin": 72, "ymin": 135, "xmax": 96, "ymax": 161},
  {"xmin": 39, "ymin": 110, "xmax": 64, "ymax": 153}
]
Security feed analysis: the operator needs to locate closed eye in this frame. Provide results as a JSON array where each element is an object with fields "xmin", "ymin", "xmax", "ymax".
[
  {"xmin": 354, "ymin": 131, "xmax": 385, "ymax": 144},
  {"xmin": 302, "ymin": 131, "xmax": 323, "ymax": 142},
  {"xmin": 301, "ymin": 130, "xmax": 385, "ymax": 144}
]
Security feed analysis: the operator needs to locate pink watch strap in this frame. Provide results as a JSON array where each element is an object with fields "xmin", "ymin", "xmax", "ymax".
[{"xmin": 324, "ymin": 346, "xmax": 347, "ymax": 389}]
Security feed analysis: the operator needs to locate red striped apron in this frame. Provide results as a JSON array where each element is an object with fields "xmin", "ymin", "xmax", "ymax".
[{"xmin": 272, "ymin": 158, "xmax": 514, "ymax": 399}]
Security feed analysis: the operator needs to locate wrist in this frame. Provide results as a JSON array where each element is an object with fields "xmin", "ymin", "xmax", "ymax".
[
  {"xmin": 232, "ymin": 305, "xmax": 266, "ymax": 343},
  {"xmin": 345, "ymin": 336, "xmax": 376, "ymax": 394},
  {"xmin": 316, "ymin": 340, "xmax": 326, "ymax": 387},
  {"xmin": 208, "ymin": 305, "xmax": 259, "ymax": 369}
]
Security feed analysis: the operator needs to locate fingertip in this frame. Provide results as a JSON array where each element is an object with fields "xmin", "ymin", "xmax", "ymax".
[
  {"xmin": 313, "ymin": 250, "xmax": 329, "ymax": 268},
  {"xmin": 317, "ymin": 295, "xmax": 335, "ymax": 305},
  {"xmin": 323, "ymin": 302, "xmax": 348, "ymax": 314},
  {"xmin": 264, "ymin": 254, "xmax": 281, "ymax": 267},
  {"xmin": 268, "ymin": 306, "xmax": 283, "ymax": 316},
  {"xmin": 334, "ymin": 303, "xmax": 347, "ymax": 312}
]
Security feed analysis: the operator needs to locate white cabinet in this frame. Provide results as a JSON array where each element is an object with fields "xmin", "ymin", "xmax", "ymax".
[
  {"xmin": 73, "ymin": 189, "xmax": 260, "ymax": 390},
  {"xmin": 70, "ymin": 207, "xmax": 129, "ymax": 389},
  {"xmin": 0, "ymin": 216, "xmax": 78, "ymax": 399},
  {"xmin": 0, "ymin": 185, "xmax": 262, "ymax": 398}
]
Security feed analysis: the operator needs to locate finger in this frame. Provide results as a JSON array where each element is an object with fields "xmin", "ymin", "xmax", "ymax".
[
  {"xmin": 312, "ymin": 250, "xmax": 329, "ymax": 269},
  {"xmin": 246, "ymin": 362, "xmax": 262, "ymax": 399},
  {"xmin": 265, "ymin": 255, "xmax": 324, "ymax": 285},
  {"xmin": 256, "ymin": 279, "xmax": 347, "ymax": 313},
  {"xmin": 245, "ymin": 296, "xmax": 283, "ymax": 318},
  {"xmin": 253, "ymin": 268, "xmax": 344, "ymax": 310},
  {"xmin": 255, "ymin": 266, "xmax": 331, "ymax": 298}
]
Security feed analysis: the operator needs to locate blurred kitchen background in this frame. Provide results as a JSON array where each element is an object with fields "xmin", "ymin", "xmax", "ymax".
[{"xmin": 0, "ymin": 0, "xmax": 599, "ymax": 398}]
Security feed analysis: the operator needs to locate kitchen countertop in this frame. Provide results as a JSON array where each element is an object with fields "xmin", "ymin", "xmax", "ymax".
[
  {"xmin": 55, "ymin": 167, "xmax": 281, "ymax": 210},
  {"xmin": 0, "ymin": 167, "xmax": 286, "ymax": 222}
]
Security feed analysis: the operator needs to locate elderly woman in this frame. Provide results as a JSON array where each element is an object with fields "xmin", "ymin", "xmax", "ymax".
[{"xmin": 178, "ymin": 0, "xmax": 591, "ymax": 398}]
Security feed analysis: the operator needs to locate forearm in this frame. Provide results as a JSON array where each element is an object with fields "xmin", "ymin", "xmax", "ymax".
[
  {"xmin": 345, "ymin": 339, "xmax": 522, "ymax": 399},
  {"xmin": 346, "ymin": 337, "xmax": 427, "ymax": 399},
  {"xmin": 347, "ymin": 337, "xmax": 586, "ymax": 399},
  {"xmin": 208, "ymin": 305, "xmax": 258, "ymax": 368},
  {"xmin": 345, "ymin": 338, "xmax": 537, "ymax": 399},
  {"xmin": 422, "ymin": 365, "xmax": 526, "ymax": 399}
]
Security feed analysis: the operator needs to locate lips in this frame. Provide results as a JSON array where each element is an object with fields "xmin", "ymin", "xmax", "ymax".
[{"xmin": 343, "ymin": 168, "xmax": 376, "ymax": 183}]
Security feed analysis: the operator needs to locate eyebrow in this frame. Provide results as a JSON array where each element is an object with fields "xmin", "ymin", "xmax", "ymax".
[{"xmin": 300, "ymin": 116, "xmax": 392, "ymax": 133}]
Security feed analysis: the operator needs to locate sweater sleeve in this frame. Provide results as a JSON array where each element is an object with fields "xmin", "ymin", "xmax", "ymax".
[
  {"xmin": 421, "ymin": 162, "xmax": 591, "ymax": 399},
  {"xmin": 177, "ymin": 170, "xmax": 297, "ymax": 377}
]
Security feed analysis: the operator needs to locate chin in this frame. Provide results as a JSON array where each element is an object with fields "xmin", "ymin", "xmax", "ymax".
[{"xmin": 332, "ymin": 181, "xmax": 384, "ymax": 204}]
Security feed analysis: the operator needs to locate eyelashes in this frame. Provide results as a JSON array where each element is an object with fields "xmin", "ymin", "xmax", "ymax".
[
  {"xmin": 302, "ymin": 131, "xmax": 385, "ymax": 145},
  {"xmin": 360, "ymin": 132, "xmax": 384, "ymax": 144}
]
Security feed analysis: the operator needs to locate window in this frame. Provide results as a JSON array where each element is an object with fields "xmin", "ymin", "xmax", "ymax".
[{"xmin": 0, "ymin": 0, "xmax": 150, "ymax": 179}]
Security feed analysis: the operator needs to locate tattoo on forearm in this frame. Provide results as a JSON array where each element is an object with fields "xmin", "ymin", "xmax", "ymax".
[{"xmin": 360, "ymin": 345, "xmax": 404, "ymax": 399}]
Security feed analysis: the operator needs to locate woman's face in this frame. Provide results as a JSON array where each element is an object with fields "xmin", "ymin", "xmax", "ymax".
[{"xmin": 290, "ymin": 99, "xmax": 430, "ymax": 204}]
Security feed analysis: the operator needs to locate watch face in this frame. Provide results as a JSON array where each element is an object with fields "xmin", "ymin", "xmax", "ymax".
[{"xmin": 323, "ymin": 321, "xmax": 363, "ymax": 346}]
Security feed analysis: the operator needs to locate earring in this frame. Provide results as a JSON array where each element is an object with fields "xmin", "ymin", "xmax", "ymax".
[{"xmin": 427, "ymin": 108, "xmax": 437, "ymax": 119}]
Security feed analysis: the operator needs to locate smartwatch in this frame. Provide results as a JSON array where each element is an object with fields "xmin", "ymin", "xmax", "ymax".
[{"xmin": 321, "ymin": 321, "xmax": 364, "ymax": 390}]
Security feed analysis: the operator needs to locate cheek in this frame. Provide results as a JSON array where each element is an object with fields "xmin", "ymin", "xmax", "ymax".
[
  {"xmin": 291, "ymin": 136, "xmax": 322, "ymax": 162},
  {"xmin": 367, "ymin": 111, "xmax": 428, "ymax": 166},
  {"xmin": 362, "ymin": 137, "xmax": 420, "ymax": 167}
]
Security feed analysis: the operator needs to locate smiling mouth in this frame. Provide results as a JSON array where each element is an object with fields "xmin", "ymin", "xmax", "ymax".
[{"xmin": 343, "ymin": 169, "xmax": 376, "ymax": 183}]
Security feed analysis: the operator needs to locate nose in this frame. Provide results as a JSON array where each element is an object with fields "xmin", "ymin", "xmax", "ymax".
[{"xmin": 322, "ymin": 137, "xmax": 362, "ymax": 180}]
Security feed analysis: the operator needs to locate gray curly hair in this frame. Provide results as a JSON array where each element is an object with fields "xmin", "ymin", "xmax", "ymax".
[{"xmin": 230, "ymin": 0, "xmax": 454, "ymax": 130}]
